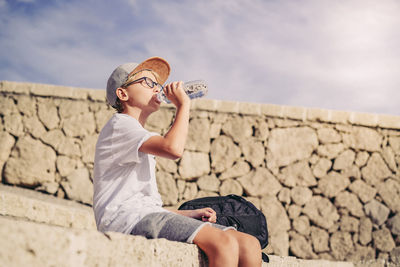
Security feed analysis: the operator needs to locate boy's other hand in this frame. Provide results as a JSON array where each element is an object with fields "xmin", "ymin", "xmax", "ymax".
[
  {"xmin": 164, "ymin": 81, "xmax": 190, "ymax": 108},
  {"xmin": 194, "ymin": 207, "xmax": 217, "ymax": 223}
]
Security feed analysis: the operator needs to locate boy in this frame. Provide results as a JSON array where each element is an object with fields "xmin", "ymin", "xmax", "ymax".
[{"xmin": 93, "ymin": 57, "xmax": 261, "ymax": 267}]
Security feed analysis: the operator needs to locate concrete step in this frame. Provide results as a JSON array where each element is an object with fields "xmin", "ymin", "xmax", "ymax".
[
  {"xmin": 0, "ymin": 184, "xmax": 373, "ymax": 266},
  {"xmin": 0, "ymin": 215, "xmax": 359, "ymax": 267},
  {"xmin": 0, "ymin": 215, "xmax": 205, "ymax": 267},
  {"xmin": 0, "ymin": 184, "xmax": 96, "ymax": 230}
]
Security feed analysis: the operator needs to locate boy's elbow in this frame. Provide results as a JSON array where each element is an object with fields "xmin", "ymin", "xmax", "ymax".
[
  {"xmin": 165, "ymin": 145, "xmax": 184, "ymax": 160},
  {"xmin": 169, "ymin": 149, "xmax": 183, "ymax": 160}
]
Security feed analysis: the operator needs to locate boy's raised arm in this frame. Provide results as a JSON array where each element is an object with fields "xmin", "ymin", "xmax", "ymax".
[{"xmin": 139, "ymin": 81, "xmax": 190, "ymax": 159}]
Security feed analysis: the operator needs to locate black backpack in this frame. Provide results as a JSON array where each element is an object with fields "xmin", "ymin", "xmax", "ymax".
[{"xmin": 178, "ymin": 194, "xmax": 269, "ymax": 262}]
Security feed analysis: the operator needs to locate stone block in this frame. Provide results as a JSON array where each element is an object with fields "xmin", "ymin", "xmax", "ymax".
[
  {"xmin": 156, "ymin": 171, "xmax": 178, "ymax": 205},
  {"xmin": 0, "ymin": 95, "xmax": 18, "ymax": 116},
  {"xmin": 179, "ymin": 151, "xmax": 210, "ymax": 180},
  {"xmin": 293, "ymin": 215, "xmax": 311, "ymax": 236},
  {"xmin": 4, "ymin": 135, "xmax": 57, "ymax": 187},
  {"xmin": 240, "ymin": 139, "xmax": 265, "ymax": 167},
  {"xmin": 364, "ymin": 199, "xmax": 390, "ymax": 226},
  {"xmin": 317, "ymin": 143, "xmax": 345, "ymax": 159},
  {"xmin": 372, "ymin": 228, "xmax": 395, "ymax": 252},
  {"xmin": 340, "ymin": 215, "xmax": 359, "ymax": 233},
  {"xmin": 330, "ymin": 110, "xmax": 350, "ymax": 124},
  {"xmin": 190, "ymin": 98, "xmax": 218, "ymax": 111},
  {"xmin": 387, "ymin": 213, "xmax": 400, "ymax": 236},
  {"xmin": 3, "ymin": 113, "xmax": 24, "ymax": 136},
  {"xmin": 210, "ymin": 135, "xmax": 241, "ymax": 173},
  {"xmin": 261, "ymin": 196, "xmax": 290, "ymax": 235},
  {"xmin": 277, "ymin": 187, "xmax": 291, "ymax": 204},
  {"xmin": 349, "ymin": 112, "xmax": 379, "ymax": 127},
  {"xmin": 283, "ymin": 105, "xmax": 306, "ymax": 121},
  {"xmin": 330, "ymin": 231, "xmax": 354, "ymax": 261},
  {"xmin": 62, "ymin": 112, "xmax": 96, "ymax": 137},
  {"xmin": 186, "ymin": 118, "xmax": 211, "ymax": 152},
  {"xmin": 349, "ymin": 180, "xmax": 377, "ymax": 203},
  {"xmin": 267, "ymin": 127, "xmax": 318, "ymax": 168},
  {"xmin": 289, "ymin": 232, "xmax": 317, "ymax": 259},
  {"xmin": 37, "ymin": 98, "xmax": 60, "ymax": 130},
  {"xmin": 342, "ymin": 126, "xmax": 383, "ymax": 152},
  {"xmin": 261, "ymin": 103, "xmax": 284, "ymax": 118},
  {"xmin": 333, "ymin": 150, "xmax": 356, "ymax": 171},
  {"xmin": 239, "ymin": 168, "xmax": 282, "ymax": 197},
  {"xmin": 318, "ymin": 171, "xmax": 350, "ymax": 198},
  {"xmin": 87, "ymin": 89, "xmax": 106, "ymax": 102},
  {"xmin": 61, "ymin": 168, "xmax": 93, "ymax": 205},
  {"xmin": 290, "ymin": 187, "xmax": 312, "ymax": 206},
  {"xmin": 317, "ymin": 128, "xmax": 342, "ymax": 144},
  {"xmin": 335, "ymin": 191, "xmax": 364, "ymax": 218},
  {"xmin": 310, "ymin": 226, "xmax": 330, "ymax": 253},
  {"xmin": 377, "ymin": 179, "xmax": 400, "ymax": 212},
  {"xmin": 15, "ymin": 94, "xmax": 37, "ymax": 117},
  {"xmin": 0, "ymin": 131, "xmax": 15, "ymax": 172},
  {"xmin": 197, "ymin": 174, "xmax": 220, "ymax": 192},
  {"xmin": 31, "ymin": 83, "xmax": 88, "ymax": 99},
  {"xmin": 303, "ymin": 196, "xmax": 339, "ymax": 230},
  {"xmin": 306, "ymin": 107, "xmax": 330, "ymax": 122},
  {"xmin": 238, "ymin": 101, "xmax": 261, "ymax": 115},
  {"xmin": 221, "ymin": 116, "xmax": 253, "ymax": 143},
  {"xmin": 361, "ymin": 153, "xmax": 392, "ymax": 185},
  {"xmin": 378, "ymin": 114, "xmax": 400, "ymax": 129},
  {"xmin": 156, "ymin": 156, "xmax": 178, "ymax": 174},
  {"xmin": 218, "ymin": 160, "xmax": 251, "ymax": 180},
  {"xmin": 0, "ymin": 80, "xmax": 30, "ymax": 94},
  {"xmin": 219, "ymin": 179, "xmax": 243, "ymax": 196},
  {"xmin": 278, "ymin": 160, "xmax": 317, "ymax": 188},
  {"xmin": 312, "ymin": 158, "xmax": 332, "ymax": 178}
]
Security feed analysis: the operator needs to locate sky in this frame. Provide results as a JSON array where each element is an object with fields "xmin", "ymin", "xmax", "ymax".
[{"xmin": 1, "ymin": 0, "xmax": 399, "ymax": 115}]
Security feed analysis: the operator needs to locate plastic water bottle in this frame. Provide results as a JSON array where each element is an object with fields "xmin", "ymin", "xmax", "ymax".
[{"xmin": 157, "ymin": 80, "xmax": 208, "ymax": 104}]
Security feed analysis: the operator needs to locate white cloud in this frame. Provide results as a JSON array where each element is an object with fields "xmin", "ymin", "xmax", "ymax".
[
  {"xmin": 130, "ymin": 0, "xmax": 400, "ymax": 115},
  {"xmin": 1, "ymin": 0, "xmax": 400, "ymax": 115}
]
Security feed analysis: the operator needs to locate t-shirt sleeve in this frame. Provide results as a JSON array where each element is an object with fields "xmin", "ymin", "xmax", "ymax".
[{"xmin": 111, "ymin": 118, "xmax": 159, "ymax": 165}]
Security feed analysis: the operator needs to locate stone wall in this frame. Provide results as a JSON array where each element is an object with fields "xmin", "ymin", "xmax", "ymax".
[{"xmin": 1, "ymin": 80, "xmax": 400, "ymax": 262}]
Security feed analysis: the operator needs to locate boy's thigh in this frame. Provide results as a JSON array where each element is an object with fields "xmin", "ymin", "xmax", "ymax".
[{"xmin": 130, "ymin": 212, "xmax": 232, "ymax": 243}]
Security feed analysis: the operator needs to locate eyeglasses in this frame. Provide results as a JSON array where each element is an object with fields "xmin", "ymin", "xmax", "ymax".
[{"xmin": 122, "ymin": 77, "xmax": 163, "ymax": 91}]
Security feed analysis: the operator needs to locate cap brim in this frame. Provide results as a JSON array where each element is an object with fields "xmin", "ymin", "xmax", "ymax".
[{"xmin": 129, "ymin": 56, "xmax": 170, "ymax": 84}]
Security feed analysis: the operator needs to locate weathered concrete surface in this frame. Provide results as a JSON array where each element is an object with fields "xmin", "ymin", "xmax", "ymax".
[
  {"xmin": 0, "ymin": 184, "xmax": 95, "ymax": 229},
  {"xmin": 1, "ymin": 185, "xmax": 395, "ymax": 266},
  {"xmin": 0, "ymin": 215, "xmax": 359, "ymax": 267},
  {"xmin": 0, "ymin": 216, "xmax": 205, "ymax": 267}
]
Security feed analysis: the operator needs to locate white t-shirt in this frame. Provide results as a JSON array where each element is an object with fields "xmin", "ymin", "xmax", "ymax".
[{"xmin": 93, "ymin": 113, "xmax": 168, "ymax": 234}]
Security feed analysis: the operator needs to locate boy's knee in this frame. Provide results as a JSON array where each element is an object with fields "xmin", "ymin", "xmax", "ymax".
[
  {"xmin": 218, "ymin": 231, "xmax": 239, "ymax": 253},
  {"xmin": 246, "ymin": 235, "xmax": 262, "ymax": 255},
  {"xmin": 241, "ymin": 235, "xmax": 262, "ymax": 263},
  {"xmin": 194, "ymin": 227, "xmax": 239, "ymax": 256}
]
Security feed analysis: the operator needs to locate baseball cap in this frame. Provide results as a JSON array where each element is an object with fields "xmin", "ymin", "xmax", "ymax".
[{"xmin": 106, "ymin": 56, "xmax": 171, "ymax": 107}]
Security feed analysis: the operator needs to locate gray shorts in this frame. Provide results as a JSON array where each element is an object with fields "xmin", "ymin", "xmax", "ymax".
[{"xmin": 130, "ymin": 212, "xmax": 235, "ymax": 243}]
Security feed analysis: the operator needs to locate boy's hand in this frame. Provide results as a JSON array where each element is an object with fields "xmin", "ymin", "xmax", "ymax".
[
  {"xmin": 164, "ymin": 81, "xmax": 190, "ymax": 108},
  {"xmin": 191, "ymin": 207, "xmax": 217, "ymax": 223}
]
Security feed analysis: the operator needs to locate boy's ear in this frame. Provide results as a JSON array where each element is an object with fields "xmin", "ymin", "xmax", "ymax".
[{"xmin": 115, "ymin": 87, "xmax": 129, "ymax": 102}]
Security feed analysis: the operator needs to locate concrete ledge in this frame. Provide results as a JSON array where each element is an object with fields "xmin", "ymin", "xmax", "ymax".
[
  {"xmin": 2, "ymin": 80, "xmax": 399, "ymax": 129},
  {"xmin": 0, "ymin": 216, "xmax": 205, "ymax": 267},
  {"xmin": 0, "ymin": 184, "xmax": 96, "ymax": 230},
  {"xmin": 0, "ymin": 185, "xmax": 360, "ymax": 266},
  {"xmin": 0, "ymin": 216, "xmax": 360, "ymax": 267}
]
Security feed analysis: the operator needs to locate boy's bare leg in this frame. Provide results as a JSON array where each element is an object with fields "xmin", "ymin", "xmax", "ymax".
[
  {"xmin": 193, "ymin": 225, "xmax": 262, "ymax": 267},
  {"xmin": 193, "ymin": 225, "xmax": 239, "ymax": 267},
  {"xmin": 226, "ymin": 230, "xmax": 262, "ymax": 267}
]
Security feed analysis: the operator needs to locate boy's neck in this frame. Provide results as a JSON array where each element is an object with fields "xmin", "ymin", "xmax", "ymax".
[{"xmin": 122, "ymin": 107, "xmax": 150, "ymax": 127}]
